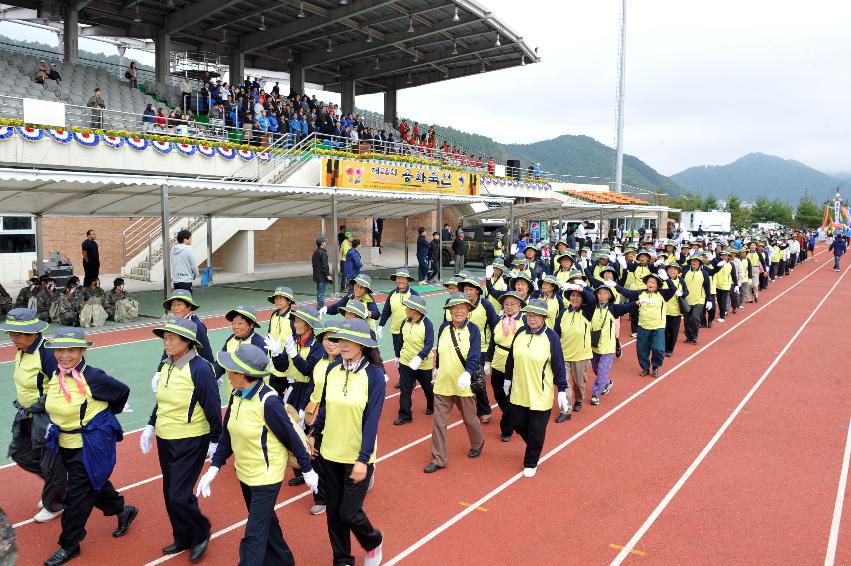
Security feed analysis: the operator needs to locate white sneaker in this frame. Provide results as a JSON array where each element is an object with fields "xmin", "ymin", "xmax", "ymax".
[
  {"xmin": 419, "ymin": 280, "xmax": 427, "ymax": 285},
  {"xmin": 309, "ymin": 504, "xmax": 326, "ymax": 515},
  {"xmin": 34, "ymin": 507, "xmax": 63, "ymax": 523},
  {"xmin": 717, "ymin": 318, "xmax": 724, "ymax": 322},
  {"xmin": 364, "ymin": 542, "xmax": 383, "ymax": 566},
  {"xmin": 523, "ymin": 467, "xmax": 537, "ymax": 478},
  {"xmin": 37, "ymin": 499, "xmax": 43, "ymax": 509}
]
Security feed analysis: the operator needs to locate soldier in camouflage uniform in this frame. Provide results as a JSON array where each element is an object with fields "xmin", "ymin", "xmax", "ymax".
[
  {"xmin": 0, "ymin": 507, "xmax": 16, "ymax": 566},
  {"xmin": 80, "ymin": 278, "xmax": 106, "ymax": 305},
  {"xmin": 0, "ymin": 284, "xmax": 12, "ymax": 316},
  {"xmin": 52, "ymin": 284, "xmax": 83, "ymax": 326},
  {"xmin": 14, "ymin": 277, "xmax": 40, "ymax": 309},
  {"xmin": 33, "ymin": 277, "xmax": 59, "ymax": 322},
  {"xmin": 104, "ymin": 278, "xmax": 128, "ymax": 321}
]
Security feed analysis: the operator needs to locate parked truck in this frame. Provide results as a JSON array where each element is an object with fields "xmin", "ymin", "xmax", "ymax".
[{"xmin": 680, "ymin": 211, "xmax": 731, "ymax": 234}]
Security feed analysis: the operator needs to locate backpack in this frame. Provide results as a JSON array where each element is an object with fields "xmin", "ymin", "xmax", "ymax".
[
  {"xmin": 80, "ymin": 301, "xmax": 108, "ymax": 327},
  {"xmin": 48, "ymin": 302, "xmax": 62, "ymax": 323},
  {"xmin": 113, "ymin": 298, "xmax": 140, "ymax": 322}
]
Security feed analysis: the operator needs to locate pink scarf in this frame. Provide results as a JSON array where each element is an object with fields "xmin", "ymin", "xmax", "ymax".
[
  {"xmin": 58, "ymin": 367, "xmax": 87, "ymax": 403},
  {"xmin": 501, "ymin": 315, "xmax": 518, "ymax": 337}
]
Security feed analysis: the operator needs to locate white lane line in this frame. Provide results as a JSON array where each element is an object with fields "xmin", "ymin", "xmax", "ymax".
[
  {"xmin": 825, "ymin": 417, "xmax": 851, "ymax": 566},
  {"xmin": 384, "ymin": 253, "xmax": 832, "ymax": 566},
  {"xmin": 610, "ymin": 263, "xmax": 849, "ymax": 565}
]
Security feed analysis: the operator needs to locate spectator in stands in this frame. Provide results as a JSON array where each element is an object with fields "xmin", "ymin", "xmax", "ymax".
[
  {"xmin": 198, "ymin": 81, "xmax": 209, "ymax": 115},
  {"xmin": 242, "ymin": 112, "xmax": 254, "ymax": 145},
  {"xmin": 142, "ymin": 103, "xmax": 156, "ymax": 130},
  {"xmin": 208, "ymin": 102, "xmax": 224, "ymax": 121},
  {"xmin": 153, "ymin": 108, "xmax": 167, "ymax": 131},
  {"xmin": 257, "ymin": 110, "xmax": 270, "ymax": 145},
  {"xmin": 87, "ymin": 88, "xmax": 105, "ymax": 129},
  {"xmin": 180, "ymin": 74, "xmax": 191, "ymax": 111},
  {"xmin": 47, "ymin": 63, "xmax": 61, "ymax": 84},
  {"xmin": 487, "ymin": 157, "xmax": 495, "ymax": 175},
  {"xmin": 171, "ymin": 229, "xmax": 199, "ymax": 291},
  {"xmin": 533, "ymin": 162, "xmax": 542, "ymax": 179},
  {"xmin": 35, "ymin": 60, "xmax": 48, "ymax": 86},
  {"xmin": 167, "ymin": 110, "xmax": 179, "ymax": 132},
  {"xmin": 82, "ymin": 229, "xmax": 100, "ymax": 287},
  {"xmin": 125, "ymin": 62, "xmax": 138, "ymax": 88}
]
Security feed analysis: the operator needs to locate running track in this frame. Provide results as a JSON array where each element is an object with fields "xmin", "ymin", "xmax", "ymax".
[{"xmin": 4, "ymin": 248, "xmax": 849, "ymax": 565}]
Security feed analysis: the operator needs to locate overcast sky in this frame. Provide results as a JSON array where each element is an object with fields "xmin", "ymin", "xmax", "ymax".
[{"xmin": 3, "ymin": 0, "xmax": 849, "ymax": 176}]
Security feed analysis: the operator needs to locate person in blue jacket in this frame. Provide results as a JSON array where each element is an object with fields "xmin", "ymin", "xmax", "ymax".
[
  {"xmin": 416, "ymin": 227, "xmax": 430, "ymax": 283},
  {"xmin": 829, "ymin": 232, "xmax": 847, "ymax": 271},
  {"xmin": 344, "ymin": 239, "xmax": 363, "ymax": 290}
]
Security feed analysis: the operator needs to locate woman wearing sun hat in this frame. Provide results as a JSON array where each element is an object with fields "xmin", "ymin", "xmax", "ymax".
[
  {"xmin": 458, "ymin": 274, "xmax": 497, "ymax": 423},
  {"xmin": 264, "ymin": 287, "xmax": 296, "ymax": 396},
  {"xmin": 713, "ymin": 248, "xmax": 738, "ymax": 323},
  {"xmin": 308, "ymin": 318, "xmax": 385, "ymax": 566},
  {"xmin": 327, "ymin": 274, "xmax": 380, "ymax": 332},
  {"xmin": 624, "ymin": 248, "xmax": 654, "ymax": 337},
  {"xmin": 682, "ymin": 254, "xmax": 713, "ymax": 344},
  {"xmin": 555, "ymin": 280, "xmax": 595, "ymax": 417},
  {"xmin": 486, "ymin": 291, "xmax": 527, "ymax": 442},
  {"xmin": 1, "ymin": 308, "xmax": 66, "ymax": 523},
  {"xmin": 484, "ymin": 259, "xmax": 508, "ymax": 300},
  {"xmin": 140, "ymin": 316, "xmax": 221, "ymax": 561},
  {"xmin": 504, "ymin": 299, "xmax": 568, "ymax": 477},
  {"xmin": 425, "ymin": 293, "xmax": 485, "ymax": 474},
  {"xmin": 42, "ymin": 328, "xmax": 138, "ymax": 566},
  {"xmin": 662, "ymin": 262, "xmax": 689, "ymax": 358},
  {"xmin": 394, "ymin": 295, "xmax": 435, "ymax": 425},
  {"xmin": 379, "ymin": 268, "xmax": 420, "ymax": 361},
  {"xmin": 197, "ymin": 343, "xmax": 318, "ymax": 566},
  {"xmin": 155, "ymin": 289, "xmax": 216, "ymax": 392},
  {"xmin": 218, "ymin": 306, "xmax": 266, "ymax": 398},
  {"xmin": 536, "ymin": 274, "xmax": 564, "ymax": 328},
  {"xmin": 553, "ymin": 251, "xmax": 577, "ymax": 284},
  {"xmin": 588, "ymin": 282, "xmax": 635, "ymax": 406}
]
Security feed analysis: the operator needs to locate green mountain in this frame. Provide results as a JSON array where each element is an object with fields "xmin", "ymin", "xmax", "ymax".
[{"xmin": 671, "ymin": 153, "xmax": 846, "ymax": 204}]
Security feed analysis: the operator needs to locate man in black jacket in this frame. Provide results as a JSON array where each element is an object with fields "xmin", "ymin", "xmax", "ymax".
[
  {"xmin": 452, "ymin": 231, "xmax": 466, "ymax": 274},
  {"xmin": 428, "ymin": 232, "xmax": 441, "ymax": 283},
  {"xmin": 312, "ymin": 235, "xmax": 332, "ymax": 310}
]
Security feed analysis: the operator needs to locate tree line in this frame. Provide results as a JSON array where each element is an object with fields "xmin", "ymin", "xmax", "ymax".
[{"xmin": 664, "ymin": 191, "xmax": 832, "ymax": 230}]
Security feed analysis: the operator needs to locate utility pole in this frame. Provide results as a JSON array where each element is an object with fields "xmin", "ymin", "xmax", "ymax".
[{"xmin": 614, "ymin": 0, "xmax": 627, "ymax": 193}]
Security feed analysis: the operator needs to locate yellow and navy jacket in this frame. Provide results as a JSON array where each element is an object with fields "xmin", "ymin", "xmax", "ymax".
[
  {"xmin": 531, "ymin": 292, "xmax": 564, "ymax": 328},
  {"xmin": 615, "ymin": 280, "xmax": 677, "ymax": 330},
  {"xmin": 467, "ymin": 297, "xmax": 498, "ymax": 353},
  {"xmin": 217, "ymin": 331, "xmax": 266, "ymax": 378},
  {"xmin": 683, "ymin": 267, "xmax": 713, "ymax": 306},
  {"xmin": 158, "ymin": 312, "xmax": 216, "ymax": 371},
  {"xmin": 745, "ymin": 250, "xmax": 764, "ymax": 272},
  {"xmin": 212, "ymin": 381, "xmax": 312, "ymax": 485},
  {"xmin": 434, "ymin": 320, "xmax": 481, "ymax": 397},
  {"xmin": 486, "ymin": 312, "xmax": 525, "ymax": 372},
  {"xmin": 711, "ymin": 258, "xmax": 738, "ymax": 291},
  {"xmin": 379, "ymin": 286, "xmax": 420, "ymax": 335},
  {"xmin": 626, "ymin": 261, "xmax": 653, "ymax": 290},
  {"xmin": 664, "ymin": 276, "xmax": 689, "ymax": 317},
  {"xmin": 267, "ymin": 308, "xmax": 295, "ymax": 379},
  {"xmin": 148, "ymin": 350, "xmax": 222, "ymax": 442},
  {"xmin": 399, "ymin": 315, "xmax": 435, "ymax": 370},
  {"xmin": 313, "ymin": 358, "xmax": 385, "ymax": 465},
  {"xmin": 505, "ymin": 324, "xmax": 567, "ymax": 411},
  {"xmin": 585, "ymin": 261, "xmax": 623, "ymax": 285},
  {"xmin": 554, "ymin": 288, "xmax": 596, "ymax": 362},
  {"xmin": 589, "ymin": 301, "xmax": 634, "ymax": 355},
  {"xmin": 12, "ymin": 334, "xmax": 58, "ymax": 409},
  {"xmin": 484, "ymin": 275, "xmax": 507, "ymax": 300},
  {"xmin": 44, "ymin": 359, "xmax": 129, "ymax": 449},
  {"xmin": 327, "ymin": 293, "xmax": 381, "ymax": 330}
]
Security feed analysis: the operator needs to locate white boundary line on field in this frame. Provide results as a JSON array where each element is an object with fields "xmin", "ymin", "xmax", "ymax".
[{"xmin": 825, "ymin": 416, "xmax": 851, "ymax": 566}]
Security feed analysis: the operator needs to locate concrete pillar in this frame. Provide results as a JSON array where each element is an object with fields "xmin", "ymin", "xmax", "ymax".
[
  {"xmin": 160, "ymin": 184, "xmax": 172, "ymax": 299},
  {"xmin": 436, "ymin": 199, "xmax": 443, "ymax": 283},
  {"xmin": 206, "ymin": 215, "xmax": 214, "ymax": 285},
  {"xmin": 341, "ymin": 76, "xmax": 355, "ymax": 115},
  {"xmin": 155, "ymin": 32, "xmax": 172, "ymax": 87},
  {"xmin": 229, "ymin": 47, "xmax": 245, "ymax": 86},
  {"xmin": 221, "ymin": 231, "xmax": 255, "ymax": 274},
  {"xmin": 331, "ymin": 192, "xmax": 338, "ymax": 294},
  {"xmin": 117, "ymin": 45, "xmax": 126, "ymax": 80},
  {"xmin": 404, "ymin": 216, "xmax": 409, "ymax": 267},
  {"xmin": 34, "ymin": 215, "xmax": 44, "ymax": 276},
  {"xmin": 63, "ymin": 8, "xmax": 78, "ymax": 64},
  {"xmin": 289, "ymin": 54, "xmax": 305, "ymax": 95},
  {"xmin": 383, "ymin": 89, "xmax": 397, "ymax": 126}
]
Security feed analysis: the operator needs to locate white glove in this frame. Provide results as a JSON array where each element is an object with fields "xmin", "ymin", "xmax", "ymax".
[
  {"xmin": 151, "ymin": 371, "xmax": 160, "ymax": 393},
  {"xmin": 734, "ymin": 285, "xmax": 740, "ymax": 293},
  {"xmin": 318, "ymin": 306, "xmax": 327, "ymax": 317},
  {"xmin": 409, "ymin": 356, "xmax": 422, "ymax": 371},
  {"xmin": 603, "ymin": 279, "xmax": 617, "ymax": 288},
  {"xmin": 207, "ymin": 442, "xmax": 218, "ymax": 460},
  {"xmin": 557, "ymin": 391, "xmax": 569, "ymax": 413},
  {"xmin": 298, "ymin": 409, "xmax": 306, "ymax": 428},
  {"xmin": 284, "ymin": 335, "xmax": 295, "ymax": 352},
  {"xmin": 195, "ymin": 466, "xmax": 219, "ymax": 498},
  {"xmin": 564, "ymin": 283, "xmax": 580, "ymax": 292},
  {"xmin": 217, "ymin": 377, "xmax": 224, "ymax": 387},
  {"xmin": 432, "ymin": 367, "xmax": 438, "ymax": 383},
  {"xmin": 485, "ymin": 265, "xmax": 494, "ymax": 279},
  {"xmin": 705, "ymin": 301, "xmax": 713, "ymax": 310},
  {"xmin": 264, "ymin": 335, "xmax": 283, "ymax": 357},
  {"xmin": 384, "ymin": 373, "xmax": 389, "ymax": 383},
  {"xmin": 139, "ymin": 425, "xmax": 155, "ymax": 454},
  {"xmin": 282, "ymin": 385, "xmax": 293, "ymax": 405},
  {"xmin": 654, "ymin": 259, "xmax": 664, "ymax": 267},
  {"xmin": 532, "ymin": 279, "xmax": 539, "ymax": 291},
  {"xmin": 284, "ymin": 337, "xmax": 298, "ymax": 358},
  {"xmin": 376, "ymin": 326, "xmax": 383, "ymax": 339},
  {"xmin": 575, "ymin": 279, "xmax": 587, "ymax": 288},
  {"xmin": 457, "ymin": 371, "xmax": 471, "ymax": 389},
  {"xmin": 657, "ymin": 269, "xmax": 669, "ymax": 280},
  {"xmin": 303, "ymin": 469, "xmax": 320, "ymax": 494},
  {"xmin": 393, "ymin": 357, "xmax": 399, "ymax": 370},
  {"xmin": 608, "ymin": 252, "xmax": 617, "ymax": 262},
  {"xmin": 618, "ymin": 256, "xmax": 627, "ymax": 268},
  {"xmin": 484, "ymin": 362, "xmax": 491, "ymax": 374},
  {"xmin": 503, "ymin": 379, "xmax": 511, "ymax": 396},
  {"xmin": 717, "ymin": 259, "xmax": 727, "ymax": 266},
  {"xmin": 639, "ymin": 297, "xmax": 655, "ymax": 305},
  {"xmin": 675, "ymin": 289, "xmax": 683, "ymax": 297}
]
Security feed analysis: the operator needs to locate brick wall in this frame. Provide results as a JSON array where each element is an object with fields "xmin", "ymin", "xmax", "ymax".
[
  {"xmin": 42, "ymin": 216, "xmax": 137, "ymax": 276},
  {"xmin": 254, "ymin": 218, "xmax": 329, "ymax": 265}
]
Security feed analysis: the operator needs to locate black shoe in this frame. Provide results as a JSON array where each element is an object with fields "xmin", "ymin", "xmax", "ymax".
[
  {"xmin": 468, "ymin": 440, "xmax": 484, "ymax": 458},
  {"xmin": 500, "ymin": 434, "xmax": 512, "ymax": 442},
  {"xmin": 112, "ymin": 505, "xmax": 138, "ymax": 538},
  {"xmin": 555, "ymin": 411, "xmax": 571, "ymax": 423},
  {"xmin": 423, "ymin": 463, "xmax": 444, "ymax": 474},
  {"xmin": 189, "ymin": 537, "xmax": 210, "ymax": 562},
  {"xmin": 425, "ymin": 407, "xmax": 434, "ymax": 415},
  {"xmin": 45, "ymin": 546, "xmax": 80, "ymax": 566},
  {"xmin": 640, "ymin": 369, "xmax": 649, "ymax": 377},
  {"xmin": 664, "ymin": 352, "xmax": 672, "ymax": 357},
  {"xmin": 652, "ymin": 368, "xmax": 660, "ymax": 378},
  {"xmin": 394, "ymin": 380, "xmax": 401, "ymax": 389},
  {"xmin": 288, "ymin": 476, "xmax": 305, "ymax": 487},
  {"xmin": 162, "ymin": 543, "xmax": 188, "ymax": 555},
  {"xmin": 393, "ymin": 417, "xmax": 412, "ymax": 426}
]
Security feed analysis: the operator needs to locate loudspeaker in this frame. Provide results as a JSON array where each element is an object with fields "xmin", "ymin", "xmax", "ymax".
[{"xmin": 506, "ymin": 159, "xmax": 520, "ymax": 181}]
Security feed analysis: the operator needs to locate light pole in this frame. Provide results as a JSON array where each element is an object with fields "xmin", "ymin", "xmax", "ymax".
[{"xmin": 614, "ymin": 0, "xmax": 627, "ymax": 193}]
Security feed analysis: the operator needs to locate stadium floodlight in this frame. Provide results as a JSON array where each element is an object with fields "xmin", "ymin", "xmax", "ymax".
[
  {"xmin": 452, "ymin": 6, "xmax": 460, "ymax": 21},
  {"xmin": 258, "ymin": 15, "xmax": 266, "ymax": 31},
  {"xmin": 495, "ymin": 33, "xmax": 500, "ymax": 47},
  {"xmin": 406, "ymin": 71, "xmax": 412, "ymax": 84},
  {"xmin": 326, "ymin": 37, "xmax": 333, "ymax": 52},
  {"xmin": 374, "ymin": 56, "xmax": 380, "ymax": 70},
  {"xmin": 366, "ymin": 25, "xmax": 373, "ymax": 43},
  {"xmin": 298, "ymin": 1, "xmax": 306, "ymax": 18},
  {"xmin": 452, "ymin": 39, "xmax": 458, "ymax": 55},
  {"xmin": 408, "ymin": 17, "xmax": 414, "ymax": 33}
]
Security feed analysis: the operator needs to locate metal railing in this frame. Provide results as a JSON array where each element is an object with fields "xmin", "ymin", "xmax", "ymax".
[{"xmin": 122, "ymin": 216, "xmax": 206, "ymax": 281}]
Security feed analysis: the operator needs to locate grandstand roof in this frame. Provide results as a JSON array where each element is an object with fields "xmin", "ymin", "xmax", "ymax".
[
  {"xmin": 0, "ymin": 167, "xmax": 512, "ymax": 218},
  {"xmin": 11, "ymin": 0, "xmax": 539, "ymax": 95}
]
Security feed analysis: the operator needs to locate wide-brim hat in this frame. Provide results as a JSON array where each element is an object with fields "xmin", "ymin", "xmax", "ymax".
[
  {"xmin": 226, "ymin": 305, "xmax": 259, "ymax": 325},
  {"xmin": 687, "ymin": 254, "xmax": 706, "ymax": 265},
  {"xmin": 567, "ymin": 268, "xmax": 586, "ymax": 281},
  {"xmin": 350, "ymin": 274, "xmax": 373, "ymax": 292},
  {"xmin": 509, "ymin": 272, "xmax": 534, "ymax": 289},
  {"xmin": 444, "ymin": 292, "xmax": 474, "ymax": 309},
  {"xmin": 45, "ymin": 327, "xmax": 93, "ymax": 349},
  {"xmin": 563, "ymin": 286, "xmax": 589, "ymax": 301},
  {"xmin": 292, "ymin": 305, "xmax": 321, "ymax": 328},
  {"xmin": 522, "ymin": 299, "xmax": 549, "ymax": 317},
  {"xmin": 497, "ymin": 290, "xmax": 527, "ymax": 307},
  {"xmin": 152, "ymin": 316, "xmax": 199, "ymax": 346},
  {"xmin": 315, "ymin": 322, "xmax": 340, "ymax": 340},
  {"xmin": 593, "ymin": 284, "xmax": 616, "ymax": 297},
  {"xmin": 490, "ymin": 261, "xmax": 506, "ymax": 273},
  {"xmin": 444, "ymin": 276, "xmax": 464, "ymax": 289},
  {"xmin": 458, "ymin": 277, "xmax": 483, "ymax": 293},
  {"xmin": 555, "ymin": 252, "xmax": 575, "ymax": 264},
  {"xmin": 643, "ymin": 273, "xmax": 664, "ymax": 286},
  {"xmin": 340, "ymin": 300, "xmax": 368, "ymax": 319},
  {"xmin": 267, "ymin": 286, "xmax": 294, "ymax": 304},
  {"xmin": 328, "ymin": 318, "xmax": 378, "ymax": 348},
  {"xmin": 163, "ymin": 289, "xmax": 199, "ymax": 311},
  {"xmin": 390, "ymin": 268, "xmax": 415, "ymax": 281},
  {"xmin": 217, "ymin": 344, "xmax": 270, "ymax": 377},
  {"xmin": 665, "ymin": 262, "xmax": 683, "ymax": 272},
  {"xmin": 539, "ymin": 275, "xmax": 559, "ymax": 288},
  {"xmin": 402, "ymin": 295, "xmax": 428, "ymax": 315},
  {"xmin": 0, "ymin": 308, "xmax": 48, "ymax": 334},
  {"xmin": 636, "ymin": 249, "xmax": 653, "ymax": 260},
  {"xmin": 597, "ymin": 265, "xmax": 617, "ymax": 277}
]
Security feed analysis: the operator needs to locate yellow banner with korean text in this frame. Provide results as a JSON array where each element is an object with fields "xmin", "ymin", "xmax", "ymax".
[{"xmin": 321, "ymin": 159, "xmax": 478, "ymax": 196}]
